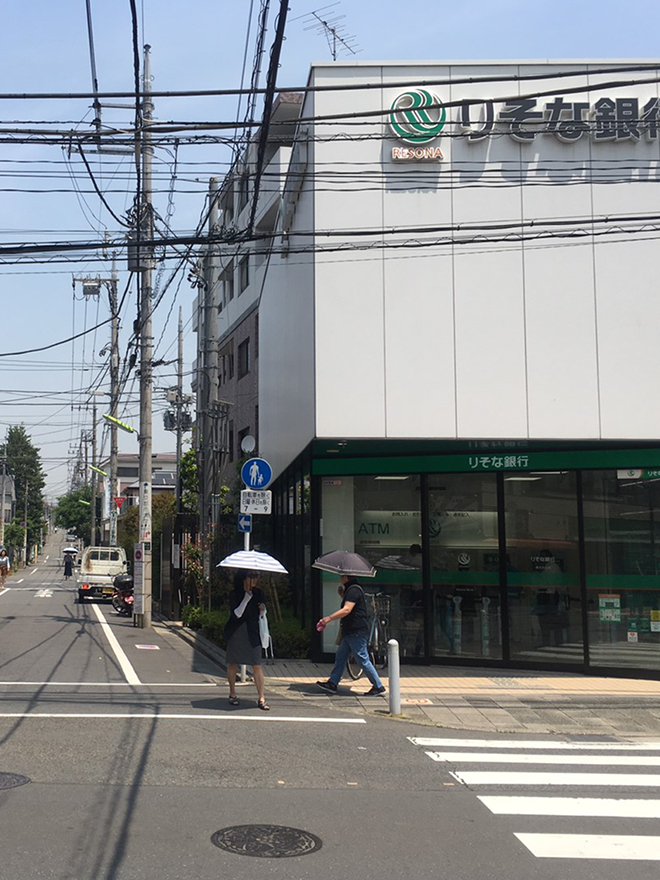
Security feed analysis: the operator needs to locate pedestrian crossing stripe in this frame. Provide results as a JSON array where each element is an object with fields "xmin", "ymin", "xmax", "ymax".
[
  {"xmin": 514, "ymin": 834, "xmax": 660, "ymax": 861},
  {"xmin": 478, "ymin": 796, "xmax": 660, "ymax": 818},
  {"xmin": 410, "ymin": 736, "xmax": 660, "ymax": 861},
  {"xmin": 451, "ymin": 770, "xmax": 660, "ymax": 786},
  {"xmin": 426, "ymin": 751, "xmax": 660, "ymax": 766},
  {"xmin": 409, "ymin": 737, "xmax": 660, "ymax": 749}
]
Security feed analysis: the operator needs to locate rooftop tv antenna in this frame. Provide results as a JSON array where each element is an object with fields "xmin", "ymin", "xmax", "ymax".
[{"xmin": 294, "ymin": 3, "xmax": 361, "ymax": 61}]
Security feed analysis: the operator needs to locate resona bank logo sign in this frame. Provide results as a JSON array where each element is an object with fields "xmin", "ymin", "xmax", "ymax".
[{"xmin": 388, "ymin": 89, "xmax": 445, "ymax": 161}]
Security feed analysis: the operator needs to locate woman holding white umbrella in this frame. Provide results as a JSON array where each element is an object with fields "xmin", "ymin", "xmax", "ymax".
[
  {"xmin": 218, "ymin": 549, "xmax": 288, "ymax": 711},
  {"xmin": 224, "ymin": 570, "xmax": 270, "ymax": 710}
]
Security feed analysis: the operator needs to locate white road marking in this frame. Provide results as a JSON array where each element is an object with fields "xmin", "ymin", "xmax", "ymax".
[
  {"xmin": 45, "ymin": 556, "xmax": 49, "ymax": 561},
  {"xmin": 428, "ymin": 751, "xmax": 660, "ymax": 766},
  {"xmin": 409, "ymin": 737, "xmax": 660, "ymax": 750},
  {"xmin": 451, "ymin": 771, "xmax": 660, "ymax": 786},
  {"xmin": 479, "ymin": 796, "xmax": 660, "ymax": 818},
  {"xmin": 15, "ymin": 579, "xmax": 23, "ymax": 584},
  {"xmin": 35, "ymin": 589, "xmax": 53, "ymax": 598},
  {"xmin": 90, "ymin": 603, "xmax": 141, "ymax": 685},
  {"xmin": 0, "ymin": 681, "xmax": 217, "ymax": 687},
  {"xmin": 0, "ymin": 588, "xmax": 9, "ymax": 597},
  {"xmin": 514, "ymin": 833, "xmax": 660, "ymax": 860},
  {"xmin": 0, "ymin": 713, "xmax": 366, "ymax": 723},
  {"xmin": 31, "ymin": 568, "xmax": 38, "ymax": 575}
]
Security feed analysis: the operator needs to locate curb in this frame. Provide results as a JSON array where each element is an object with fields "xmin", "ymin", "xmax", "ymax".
[{"xmin": 155, "ymin": 618, "xmax": 228, "ymax": 672}]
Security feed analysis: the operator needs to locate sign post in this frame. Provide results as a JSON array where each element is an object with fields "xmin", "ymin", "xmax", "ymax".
[
  {"xmin": 239, "ymin": 458, "xmax": 273, "ymax": 551},
  {"xmin": 133, "ymin": 543, "xmax": 144, "ymax": 616}
]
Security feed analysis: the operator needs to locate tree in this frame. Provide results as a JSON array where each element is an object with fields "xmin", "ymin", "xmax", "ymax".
[
  {"xmin": 179, "ymin": 447, "xmax": 198, "ymax": 514},
  {"xmin": 54, "ymin": 485, "xmax": 92, "ymax": 545},
  {"xmin": 1, "ymin": 426, "xmax": 46, "ymax": 552}
]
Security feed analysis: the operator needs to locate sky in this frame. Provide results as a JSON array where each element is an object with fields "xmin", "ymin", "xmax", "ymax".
[{"xmin": 1, "ymin": 0, "xmax": 659, "ymax": 502}]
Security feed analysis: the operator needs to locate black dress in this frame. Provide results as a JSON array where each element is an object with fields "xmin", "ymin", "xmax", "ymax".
[{"xmin": 224, "ymin": 587, "xmax": 265, "ymax": 666}]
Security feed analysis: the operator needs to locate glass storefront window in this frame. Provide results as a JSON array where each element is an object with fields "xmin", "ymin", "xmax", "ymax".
[
  {"xmin": 321, "ymin": 475, "xmax": 422, "ymax": 656},
  {"xmin": 505, "ymin": 472, "xmax": 583, "ymax": 664},
  {"xmin": 583, "ymin": 471, "xmax": 660, "ymax": 671},
  {"xmin": 428, "ymin": 474, "xmax": 502, "ymax": 659}
]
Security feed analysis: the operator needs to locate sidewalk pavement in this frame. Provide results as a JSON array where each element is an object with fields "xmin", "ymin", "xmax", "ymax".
[{"xmin": 158, "ymin": 620, "xmax": 660, "ymax": 737}]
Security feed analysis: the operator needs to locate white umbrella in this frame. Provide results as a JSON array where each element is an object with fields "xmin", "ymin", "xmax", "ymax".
[
  {"xmin": 63, "ymin": 547, "xmax": 78, "ymax": 553},
  {"xmin": 217, "ymin": 549, "xmax": 288, "ymax": 574}
]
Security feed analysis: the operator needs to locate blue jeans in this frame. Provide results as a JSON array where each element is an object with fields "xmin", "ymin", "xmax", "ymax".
[{"xmin": 330, "ymin": 632, "xmax": 384, "ymax": 689}]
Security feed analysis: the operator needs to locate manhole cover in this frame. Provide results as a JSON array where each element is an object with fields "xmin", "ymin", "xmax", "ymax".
[
  {"xmin": 211, "ymin": 824, "xmax": 322, "ymax": 858},
  {"xmin": 0, "ymin": 773, "xmax": 30, "ymax": 790}
]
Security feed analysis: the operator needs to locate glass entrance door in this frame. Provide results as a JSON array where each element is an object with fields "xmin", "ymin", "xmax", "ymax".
[
  {"xmin": 504, "ymin": 471, "xmax": 584, "ymax": 665},
  {"xmin": 428, "ymin": 474, "xmax": 502, "ymax": 659}
]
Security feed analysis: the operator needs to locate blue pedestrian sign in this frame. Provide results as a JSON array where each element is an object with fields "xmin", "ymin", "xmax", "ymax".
[
  {"xmin": 237, "ymin": 514, "xmax": 252, "ymax": 533},
  {"xmin": 241, "ymin": 457, "xmax": 273, "ymax": 490}
]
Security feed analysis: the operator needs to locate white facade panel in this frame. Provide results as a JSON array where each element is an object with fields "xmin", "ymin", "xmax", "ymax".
[
  {"xmin": 313, "ymin": 67, "xmax": 387, "ymax": 437},
  {"xmin": 586, "ymin": 69, "xmax": 660, "ymax": 438},
  {"xmin": 258, "ymin": 96, "xmax": 316, "ymax": 480},
  {"xmin": 450, "ymin": 67, "xmax": 528, "ymax": 437},
  {"xmin": 595, "ymin": 239, "xmax": 660, "ymax": 438},
  {"xmin": 517, "ymin": 67, "xmax": 600, "ymax": 437},
  {"xmin": 381, "ymin": 67, "xmax": 457, "ymax": 437}
]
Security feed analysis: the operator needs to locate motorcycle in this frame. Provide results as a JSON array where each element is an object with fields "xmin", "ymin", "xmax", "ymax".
[{"xmin": 111, "ymin": 573, "xmax": 134, "ymax": 616}]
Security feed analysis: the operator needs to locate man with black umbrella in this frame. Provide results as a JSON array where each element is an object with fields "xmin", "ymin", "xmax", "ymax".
[{"xmin": 316, "ymin": 574, "xmax": 386, "ymax": 696}]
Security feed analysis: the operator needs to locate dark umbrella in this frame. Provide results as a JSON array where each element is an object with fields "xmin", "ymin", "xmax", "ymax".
[{"xmin": 312, "ymin": 550, "xmax": 376, "ymax": 578}]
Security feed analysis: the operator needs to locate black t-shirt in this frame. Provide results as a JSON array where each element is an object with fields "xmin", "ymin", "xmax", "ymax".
[{"xmin": 341, "ymin": 582, "xmax": 369, "ymax": 635}]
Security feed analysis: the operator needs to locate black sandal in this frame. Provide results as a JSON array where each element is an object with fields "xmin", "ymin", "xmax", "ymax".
[
  {"xmin": 228, "ymin": 695, "xmax": 240, "ymax": 706},
  {"xmin": 257, "ymin": 699, "xmax": 270, "ymax": 711}
]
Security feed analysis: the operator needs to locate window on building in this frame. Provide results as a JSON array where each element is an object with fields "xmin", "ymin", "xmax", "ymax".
[
  {"xmin": 238, "ymin": 338, "xmax": 251, "ymax": 379},
  {"xmin": 222, "ymin": 262, "xmax": 234, "ymax": 306},
  {"xmin": 254, "ymin": 313, "xmax": 259, "ymax": 359},
  {"xmin": 239, "ymin": 256, "xmax": 250, "ymax": 293},
  {"xmin": 238, "ymin": 174, "xmax": 249, "ymax": 212},
  {"xmin": 228, "ymin": 421, "xmax": 234, "ymax": 463}
]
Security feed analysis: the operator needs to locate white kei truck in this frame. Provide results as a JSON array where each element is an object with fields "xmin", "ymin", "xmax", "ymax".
[{"xmin": 77, "ymin": 546, "xmax": 129, "ymax": 603}]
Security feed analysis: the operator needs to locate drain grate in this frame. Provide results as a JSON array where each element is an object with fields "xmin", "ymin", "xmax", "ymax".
[
  {"xmin": 211, "ymin": 824, "xmax": 322, "ymax": 859},
  {"xmin": 0, "ymin": 773, "xmax": 30, "ymax": 790}
]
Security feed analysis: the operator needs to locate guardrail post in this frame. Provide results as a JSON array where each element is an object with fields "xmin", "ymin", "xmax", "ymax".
[{"xmin": 388, "ymin": 639, "xmax": 401, "ymax": 715}]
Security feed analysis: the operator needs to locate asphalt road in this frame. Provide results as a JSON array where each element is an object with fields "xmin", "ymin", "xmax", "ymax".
[{"xmin": 1, "ymin": 534, "xmax": 659, "ymax": 879}]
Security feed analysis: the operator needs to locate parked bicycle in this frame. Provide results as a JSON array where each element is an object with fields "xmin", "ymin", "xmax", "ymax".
[{"xmin": 347, "ymin": 592, "xmax": 390, "ymax": 680}]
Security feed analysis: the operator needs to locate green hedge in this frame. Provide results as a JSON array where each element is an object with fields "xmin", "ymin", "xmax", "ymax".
[{"xmin": 181, "ymin": 603, "xmax": 310, "ymax": 659}]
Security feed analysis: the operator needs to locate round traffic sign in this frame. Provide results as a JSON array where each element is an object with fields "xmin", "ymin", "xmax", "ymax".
[{"xmin": 241, "ymin": 457, "xmax": 273, "ymax": 490}]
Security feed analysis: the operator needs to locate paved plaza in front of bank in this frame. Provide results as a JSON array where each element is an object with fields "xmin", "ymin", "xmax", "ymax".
[{"xmin": 263, "ymin": 659, "xmax": 660, "ymax": 737}]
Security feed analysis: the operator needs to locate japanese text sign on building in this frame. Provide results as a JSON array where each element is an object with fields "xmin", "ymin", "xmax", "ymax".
[
  {"xmin": 388, "ymin": 88, "xmax": 660, "ymax": 163},
  {"xmin": 468, "ymin": 454, "xmax": 530, "ymax": 471},
  {"xmin": 461, "ymin": 95, "xmax": 660, "ymax": 144}
]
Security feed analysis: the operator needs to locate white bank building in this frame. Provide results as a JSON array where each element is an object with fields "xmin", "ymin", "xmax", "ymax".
[{"xmin": 247, "ymin": 59, "xmax": 660, "ymax": 677}]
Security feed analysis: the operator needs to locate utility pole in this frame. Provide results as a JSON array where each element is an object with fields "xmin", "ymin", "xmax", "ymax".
[
  {"xmin": 90, "ymin": 404, "xmax": 98, "ymax": 545},
  {"xmin": 198, "ymin": 177, "xmax": 221, "ymax": 603},
  {"xmin": 0, "ymin": 458, "xmax": 6, "ymax": 547},
  {"xmin": 108, "ymin": 257, "xmax": 119, "ymax": 546},
  {"xmin": 176, "ymin": 307, "xmax": 183, "ymax": 513},
  {"xmin": 137, "ymin": 43, "xmax": 154, "ymax": 629},
  {"xmin": 23, "ymin": 481, "xmax": 28, "ymax": 565}
]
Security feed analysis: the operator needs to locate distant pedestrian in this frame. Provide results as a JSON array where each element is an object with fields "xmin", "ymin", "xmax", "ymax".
[
  {"xmin": 224, "ymin": 569, "xmax": 270, "ymax": 710},
  {"xmin": 63, "ymin": 553, "xmax": 73, "ymax": 580},
  {"xmin": 316, "ymin": 575, "xmax": 386, "ymax": 696},
  {"xmin": 0, "ymin": 549, "xmax": 10, "ymax": 586}
]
